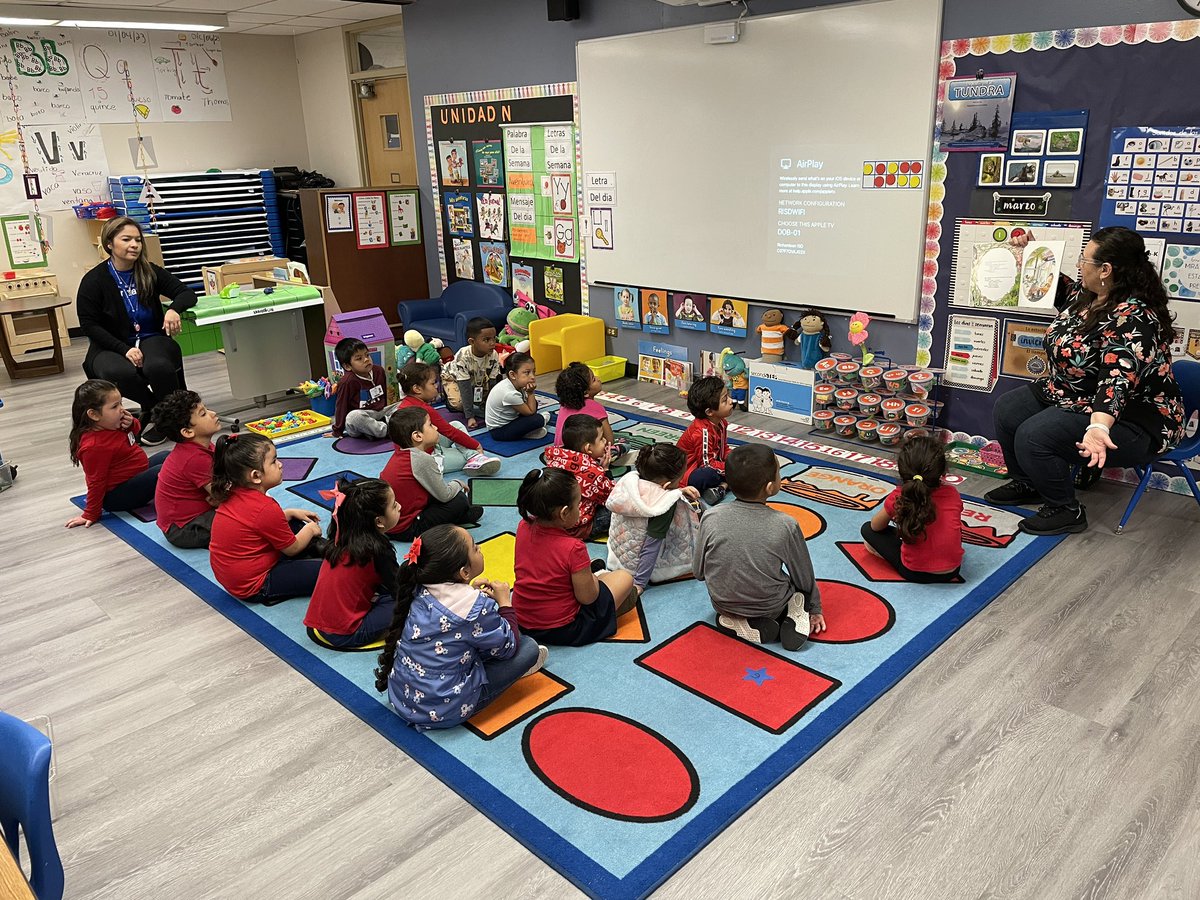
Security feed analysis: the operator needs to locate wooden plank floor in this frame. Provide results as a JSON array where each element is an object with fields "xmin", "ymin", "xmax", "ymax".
[{"xmin": 2, "ymin": 342, "xmax": 1198, "ymax": 899}]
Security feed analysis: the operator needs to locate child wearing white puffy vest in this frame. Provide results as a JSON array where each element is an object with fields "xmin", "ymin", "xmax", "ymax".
[{"xmin": 605, "ymin": 443, "xmax": 702, "ymax": 595}]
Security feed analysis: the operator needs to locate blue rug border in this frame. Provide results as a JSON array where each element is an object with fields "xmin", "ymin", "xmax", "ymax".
[{"xmin": 75, "ymin": 413, "xmax": 1067, "ymax": 900}]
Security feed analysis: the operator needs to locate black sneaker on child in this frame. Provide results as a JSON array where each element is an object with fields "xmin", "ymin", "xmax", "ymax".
[
  {"xmin": 701, "ymin": 485, "xmax": 727, "ymax": 506},
  {"xmin": 716, "ymin": 614, "xmax": 780, "ymax": 644},
  {"xmin": 983, "ymin": 479, "xmax": 1042, "ymax": 505},
  {"xmin": 590, "ymin": 558, "xmax": 607, "ymax": 574},
  {"xmin": 139, "ymin": 422, "xmax": 167, "ymax": 446},
  {"xmin": 1018, "ymin": 503, "xmax": 1087, "ymax": 535},
  {"xmin": 466, "ymin": 504, "xmax": 485, "ymax": 523}
]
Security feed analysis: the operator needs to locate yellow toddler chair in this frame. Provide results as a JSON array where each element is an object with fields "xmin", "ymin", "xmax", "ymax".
[{"xmin": 528, "ymin": 314, "xmax": 605, "ymax": 373}]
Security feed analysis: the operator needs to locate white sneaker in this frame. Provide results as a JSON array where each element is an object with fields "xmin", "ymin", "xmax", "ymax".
[
  {"xmin": 524, "ymin": 644, "xmax": 549, "ymax": 677},
  {"xmin": 527, "ymin": 427, "xmax": 548, "ymax": 439},
  {"xmin": 717, "ymin": 614, "xmax": 772, "ymax": 644},
  {"xmin": 780, "ymin": 593, "xmax": 811, "ymax": 651},
  {"xmin": 463, "ymin": 453, "xmax": 501, "ymax": 476}
]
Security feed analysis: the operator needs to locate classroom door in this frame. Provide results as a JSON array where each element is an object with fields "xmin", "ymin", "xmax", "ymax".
[{"xmin": 358, "ymin": 75, "xmax": 418, "ymax": 187}]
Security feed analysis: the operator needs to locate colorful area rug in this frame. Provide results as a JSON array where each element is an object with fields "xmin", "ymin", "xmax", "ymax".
[{"xmin": 75, "ymin": 399, "xmax": 1064, "ymax": 899}]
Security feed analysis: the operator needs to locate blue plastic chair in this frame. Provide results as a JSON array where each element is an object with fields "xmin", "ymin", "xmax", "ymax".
[
  {"xmin": 0, "ymin": 712, "xmax": 64, "ymax": 900},
  {"xmin": 1115, "ymin": 359, "xmax": 1200, "ymax": 533}
]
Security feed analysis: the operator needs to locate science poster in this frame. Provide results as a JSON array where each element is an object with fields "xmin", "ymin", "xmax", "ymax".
[{"xmin": 939, "ymin": 72, "xmax": 1016, "ymax": 153}]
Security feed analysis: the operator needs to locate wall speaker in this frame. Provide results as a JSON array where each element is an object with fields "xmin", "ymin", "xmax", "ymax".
[{"xmin": 548, "ymin": 0, "xmax": 579, "ymax": 21}]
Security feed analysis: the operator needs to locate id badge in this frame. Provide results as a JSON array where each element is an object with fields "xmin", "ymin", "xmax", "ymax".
[{"xmin": 473, "ymin": 385, "xmax": 484, "ymax": 404}]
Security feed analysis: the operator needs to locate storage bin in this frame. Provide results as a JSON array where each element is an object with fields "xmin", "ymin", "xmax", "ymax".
[
  {"xmin": 585, "ymin": 355, "xmax": 628, "ymax": 383},
  {"xmin": 310, "ymin": 395, "xmax": 336, "ymax": 417}
]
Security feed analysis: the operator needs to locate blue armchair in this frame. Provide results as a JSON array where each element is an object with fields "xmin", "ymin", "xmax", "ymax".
[{"xmin": 397, "ymin": 281, "xmax": 513, "ymax": 350}]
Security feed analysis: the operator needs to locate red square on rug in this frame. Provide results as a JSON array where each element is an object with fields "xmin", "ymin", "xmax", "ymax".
[{"xmin": 636, "ymin": 623, "xmax": 840, "ymax": 734}]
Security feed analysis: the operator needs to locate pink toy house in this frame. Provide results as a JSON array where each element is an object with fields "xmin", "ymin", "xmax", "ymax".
[{"xmin": 323, "ymin": 307, "xmax": 399, "ymax": 403}]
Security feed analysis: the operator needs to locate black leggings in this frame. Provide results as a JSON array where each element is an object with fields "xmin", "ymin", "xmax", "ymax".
[
  {"xmin": 104, "ymin": 450, "xmax": 170, "ymax": 512},
  {"xmin": 393, "ymin": 492, "xmax": 478, "ymax": 540},
  {"xmin": 89, "ymin": 335, "xmax": 184, "ymax": 416},
  {"xmin": 859, "ymin": 521, "xmax": 960, "ymax": 584}
]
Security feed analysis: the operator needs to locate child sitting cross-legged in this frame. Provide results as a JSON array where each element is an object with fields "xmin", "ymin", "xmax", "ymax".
[
  {"xmin": 861, "ymin": 434, "xmax": 964, "ymax": 583},
  {"xmin": 209, "ymin": 431, "xmax": 325, "ymax": 604},
  {"xmin": 512, "ymin": 467, "xmax": 637, "ymax": 646},
  {"xmin": 375, "ymin": 523, "xmax": 547, "ymax": 730},
  {"xmin": 381, "ymin": 406, "xmax": 484, "ymax": 540},
  {"xmin": 677, "ymin": 375, "xmax": 733, "ymax": 506},
  {"xmin": 485, "ymin": 352, "xmax": 548, "ymax": 441},
  {"xmin": 397, "ymin": 361, "xmax": 500, "ymax": 476},
  {"xmin": 441, "ymin": 316, "xmax": 502, "ymax": 429},
  {"xmin": 694, "ymin": 443, "xmax": 826, "ymax": 649},
  {"xmin": 331, "ymin": 337, "xmax": 399, "ymax": 439},
  {"xmin": 151, "ymin": 389, "xmax": 221, "ymax": 548},
  {"xmin": 304, "ymin": 478, "xmax": 403, "ymax": 649},
  {"xmin": 605, "ymin": 443, "xmax": 702, "ymax": 596},
  {"xmin": 543, "ymin": 413, "xmax": 614, "ymax": 540}
]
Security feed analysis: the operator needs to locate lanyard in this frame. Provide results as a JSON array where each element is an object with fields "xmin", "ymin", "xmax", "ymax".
[{"xmin": 107, "ymin": 261, "xmax": 142, "ymax": 346}]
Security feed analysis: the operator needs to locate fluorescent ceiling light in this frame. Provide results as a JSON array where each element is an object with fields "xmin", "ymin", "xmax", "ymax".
[
  {"xmin": 0, "ymin": 5, "xmax": 229, "ymax": 30},
  {"xmin": 58, "ymin": 19, "xmax": 225, "ymax": 31}
]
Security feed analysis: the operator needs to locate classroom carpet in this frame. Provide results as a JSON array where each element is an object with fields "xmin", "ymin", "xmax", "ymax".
[{"xmin": 75, "ymin": 399, "xmax": 1066, "ymax": 899}]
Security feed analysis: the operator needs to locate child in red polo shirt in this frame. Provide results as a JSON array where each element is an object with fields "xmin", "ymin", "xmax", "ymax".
[
  {"xmin": 397, "ymin": 361, "xmax": 500, "ymax": 476},
  {"xmin": 209, "ymin": 431, "xmax": 324, "ymax": 604},
  {"xmin": 65, "ymin": 379, "xmax": 169, "ymax": 529},
  {"xmin": 381, "ymin": 406, "xmax": 483, "ymax": 540},
  {"xmin": 676, "ymin": 375, "xmax": 734, "ymax": 507},
  {"xmin": 512, "ymin": 467, "xmax": 636, "ymax": 647},
  {"xmin": 862, "ymin": 435, "xmax": 964, "ymax": 583},
  {"xmin": 151, "ymin": 389, "xmax": 221, "ymax": 548},
  {"xmin": 305, "ymin": 478, "xmax": 402, "ymax": 649},
  {"xmin": 543, "ymin": 413, "xmax": 614, "ymax": 540}
]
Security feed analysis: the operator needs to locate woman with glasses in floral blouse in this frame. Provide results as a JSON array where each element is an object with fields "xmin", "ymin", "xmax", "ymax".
[{"xmin": 986, "ymin": 226, "xmax": 1184, "ymax": 535}]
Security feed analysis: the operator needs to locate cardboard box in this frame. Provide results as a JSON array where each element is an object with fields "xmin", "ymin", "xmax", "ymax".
[
  {"xmin": 201, "ymin": 257, "xmax": 288, "ymax": 295},
  {"xmin": 746, "ymin": 358, "xmax": 815, "ymax": 424}
]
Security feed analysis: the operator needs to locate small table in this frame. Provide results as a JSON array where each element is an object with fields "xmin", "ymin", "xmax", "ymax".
[
  {"xmin": 0, "ymin": 840, "xmax": 34, "ymax": 900},
  {"xmin": 0, "ymin": 295, "xmax": 73, "ymax": 380}
]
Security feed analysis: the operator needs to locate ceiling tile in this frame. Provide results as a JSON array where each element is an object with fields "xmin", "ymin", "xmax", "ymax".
[
  {"xmin": 312, "ymin": 1, "xmax": 400, "ymax": 19},
  {"xmin": 227, "ymin": 11, "xmax": 286, "ymax": 22},
  {"xmin": 240, "ymin": 0, "xmax": 347, "ymax": 15},
  {"xmin": 157, "ymin": 0, "xmax": 258, "ymax": 10},
  {"xmin": 243, "ymin": 21, "xmax": 319, "ymax": 33},
  {"xmin": 52, "ymin": 0, "xmax": 175, "ymax": 7},
  {"xmin": 276, "ymin": 14, "xmax": 341, "ymax": 26}
]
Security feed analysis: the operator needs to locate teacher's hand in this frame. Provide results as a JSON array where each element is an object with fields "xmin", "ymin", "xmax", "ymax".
[
  {"xmin": 125, "ymin": 346, "xmax": 144, "ymax": 367},
  {"xmin": 1008, "ymin": 230, "xmax": 1033, "ymax": 249},
  {"xmin": 1076, "ymin": 427, "xmax": 1117, "ymax": 469},
  {"xmin": 163, "ymin": 309, "xmax": 182, "ymax": 337}
]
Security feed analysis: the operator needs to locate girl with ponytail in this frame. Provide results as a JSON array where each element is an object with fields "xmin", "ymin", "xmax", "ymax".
[
  {"xmin": 861, "ymin": 434, "xmax": 963, "ymax": 583},
  {"xmin": 208, "ymin": 431, "xmax": 325, "ymax": 604},
  {"xmin": 374, "ymin": 524, "xmax": 545, "ymax": 730}
]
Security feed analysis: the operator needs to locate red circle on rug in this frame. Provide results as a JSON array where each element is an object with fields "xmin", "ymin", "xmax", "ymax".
[
  {"xmin": 807, "ymin": 579, "xmax": 894, "ymax": 643},
  {"xmin": 523, "ymin": 709, "xmax": 699, "ymax": 822}
]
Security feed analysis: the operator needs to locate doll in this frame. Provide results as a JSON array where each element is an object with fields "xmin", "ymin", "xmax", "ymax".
[
  {"xmin": 756, "ymin": 309, "xmax": 790, "ymax": 361},
  {"xmin": 792, "ymin": 309, "xmax": 831, "ymax": 369},
  {"xmin": 719, "ymin": 348, "xmax": 749, "ymax": 411}
]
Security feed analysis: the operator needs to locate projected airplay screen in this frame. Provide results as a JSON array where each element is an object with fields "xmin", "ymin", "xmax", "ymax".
[{"xmin": 577, "ymin": 0, "xmax": 941, "ymax": 322}]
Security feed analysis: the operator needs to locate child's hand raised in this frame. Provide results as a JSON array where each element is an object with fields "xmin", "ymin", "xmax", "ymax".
[
  {"xmin": 473, "ymin": 578, "xmax": 512, "ymax": 606},
  {"xmin": 809, "ymin": 613, "xmax": 827, "ymax": 634}
]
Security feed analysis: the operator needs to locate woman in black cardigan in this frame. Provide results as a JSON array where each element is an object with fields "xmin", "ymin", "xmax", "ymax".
[{"xmin": 77, "ymin": 216, "xmax": 197, "ymax": 443}]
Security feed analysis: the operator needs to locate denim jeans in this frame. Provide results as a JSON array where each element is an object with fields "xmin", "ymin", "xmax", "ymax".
[
  {"xmin": 489, "ymin": 413, "xmax": 546, "ymax": 441},
  {"xmin": 992, "ymin": 385, "xmax": 1154, "ymax": 507},
  {"xmin": 477, "ymin": 634, "xmax": 541, "ymax": 706}
]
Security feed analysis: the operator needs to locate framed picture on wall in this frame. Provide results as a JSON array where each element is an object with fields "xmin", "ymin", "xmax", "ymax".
[{"xmin": 1046, "ymin": 127, "xmax": 1084, "ymax": 155}]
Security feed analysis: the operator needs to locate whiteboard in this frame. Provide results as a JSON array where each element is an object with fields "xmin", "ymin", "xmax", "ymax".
[{"xmin": 577, "ymin": 0, "xmax": 942, "ymax": 322}]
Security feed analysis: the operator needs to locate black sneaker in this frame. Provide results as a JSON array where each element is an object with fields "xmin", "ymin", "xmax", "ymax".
[
  {"xmin": 779, "ymin": 593, "xmax": 811, "ymax": 651},
  {"xmin": 701, "ymin": 485, "xmax": 727, "ymax": 506},
  {"xmin": 466, "ymin": 504, "xmax": 485, "ymax": 523},
  {"xmin": 984, "ymin": 480, "xmax": 1042, "ymax": 504},
  {"xmin": 139, "ymin": 422, "xmax": 167, "ymax": 446},
  {"xmin": 590, "ymin": 558, "xmax": 607, "ymax": 574},
  {"xmin": 1075, "ymin": 466, "xmax": 1103, "ymax": 490},
  {"xmin": 1018, "ymin": 503, "xmax": 1088, "ymax": 535},
  {"xmin": 716, "ymin": 614, "xmax": 780, "ymax": 644}
]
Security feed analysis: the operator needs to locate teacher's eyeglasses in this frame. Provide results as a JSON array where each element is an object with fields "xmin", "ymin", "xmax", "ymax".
[{"xmin": 1079, "ymin": 257, "xmax": 1101, "ymax": 267}]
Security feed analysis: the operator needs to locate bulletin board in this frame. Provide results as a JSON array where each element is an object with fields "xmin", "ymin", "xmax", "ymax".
[
  {"xmin": 923, "ymin": 20, "xmax": 1200, "ymax": 442},
  {"xmin": 423, "ymin": 83, "xmax": 583, "ymax": 315}
]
